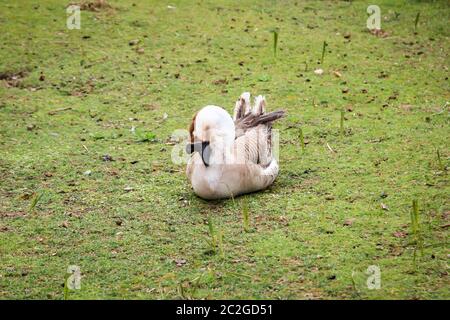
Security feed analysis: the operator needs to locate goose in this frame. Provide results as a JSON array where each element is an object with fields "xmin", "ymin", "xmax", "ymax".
[{"xmin": 186, "ymin": 92, "xmax": 285, "ymax": 199}]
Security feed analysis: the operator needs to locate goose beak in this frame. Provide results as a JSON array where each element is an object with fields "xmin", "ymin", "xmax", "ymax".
[{"xmin": 186, "ymin": 141, "xmax": 211, "ymax": 167}]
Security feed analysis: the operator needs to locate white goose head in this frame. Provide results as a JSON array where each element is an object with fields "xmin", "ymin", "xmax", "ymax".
[{"xmin": 187, "ymin": 105, "xmax": 235, "ymax": 166}]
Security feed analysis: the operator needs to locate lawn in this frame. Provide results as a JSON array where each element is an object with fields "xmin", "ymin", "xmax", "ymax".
[{"xmin": 0, "ymin": 0, "xmax": 448, "ymax": 299}]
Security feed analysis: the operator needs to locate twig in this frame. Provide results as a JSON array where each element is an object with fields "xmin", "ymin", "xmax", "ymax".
[
  {"xmin": 326, "ymin": 142, "xmax": 335, "ymax": 153},
  {"xmin": 48, "ymin": 107, "xmax": 72, "ymax": 115}
]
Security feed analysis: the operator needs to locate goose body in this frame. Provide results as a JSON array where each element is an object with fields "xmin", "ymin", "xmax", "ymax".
[{"xmin": 186, "ymin": 93, "xmax": 284, "ymax": 200}]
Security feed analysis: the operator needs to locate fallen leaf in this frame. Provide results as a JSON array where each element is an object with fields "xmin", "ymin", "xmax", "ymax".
[{"xmin": 393, "ymin": 231, "xmax": 407, "ymax": 238}]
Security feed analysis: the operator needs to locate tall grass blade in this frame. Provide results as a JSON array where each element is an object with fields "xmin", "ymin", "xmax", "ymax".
[
  {"xmin": 207, "ymin": 216, "xmax": 216, "ymax": 248},
  {"xmin": 414, "ymin": 12, "xmax": 420, "ymax": 32},
  {"xmin": 272, "ymin": 30, "xmax": 278, "ymax": 57},
  {"xmin": 242, "ymin": 198, "xmax": 250, "ymax": 232},
  {"xmin": 410, "ymin": 199, "xmax": 423, "ymax": 270},
  {"xmin": 437, "ymin": 148, "xmax": 444, "ymax": 171},
  {"xmin": 63, "ymin": 273, "xmax": 70, "ymax": 300},
  {"xmin": 299, "ymin": 127, "xmax": 305, "ymax": 152},
  {"xmin": 217, "ymin": 230, "xmax": 225, "ymax": 259},
  {"xmin": 321, "ymin": 41, "xmax": 328, "ymax": 65}
]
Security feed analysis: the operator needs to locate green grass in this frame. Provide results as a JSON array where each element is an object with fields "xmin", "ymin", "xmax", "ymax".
[{"xmin": 0, "ymin": 0, "xmax": 449, "ymax": 300}]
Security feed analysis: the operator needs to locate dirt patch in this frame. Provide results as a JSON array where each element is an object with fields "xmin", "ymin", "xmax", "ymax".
[
  {"xmin": 0, "ymin": 211, "xmax": 27, "ymax": 218},
  {"xmin": 398, "ymin": 104, "xmax": 414, "ymax": 113},
  {"xmin": 0, "ymin": 70, "xmax": 28, "ymax": 88},
  {"xmin": 369, "ymin": 29, "xmax": 390, "ymax": 38}
]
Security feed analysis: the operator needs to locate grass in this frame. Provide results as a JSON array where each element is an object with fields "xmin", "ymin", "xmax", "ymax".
[
  {"xmin": 63, "ymin": 272, "xmax": 70, "ymax": 300},
  {"xmin": 0, "ymin": 0, "xmax": 449, "ymax": 300},
  {"xmin": 320, "ymin": 41, "xmax": 328, "ymax": 66},
  {"xmin": 414, "ymin": 12, "xmax": 421, "ymax": 33},
  {"xmin": 410, "ymin": 199, "xmax": 423, "ymax": 271},
  {"xmin": 340, "ymin": 109, "xmax": 345, "ymax": 137},
  {"xmin": 28, "ymin": 192, "xmax": 44, "ymax": 214},
  {"xmin": 299, "ymin": 127, "xmax": 305, "ymax": 152},
  {"xmin": 271, "ymin": 29, "xmax": 279, "ymax": 57},
  {"xmin": 241, "ymin": 197, "xmax": 250, "ymax": 232},
  {"xmin": 436, "ymin": 148, "xmax": 444, "ymax": 171}
]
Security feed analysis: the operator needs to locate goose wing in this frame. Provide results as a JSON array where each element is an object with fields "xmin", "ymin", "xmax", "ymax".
[
  {"xmin": 233, "ymin": 93, "xmax": 284, "ymax": 139},
  {"xmin": 232, "ymin": 93, "xmax": 284, "ymax": 166}
]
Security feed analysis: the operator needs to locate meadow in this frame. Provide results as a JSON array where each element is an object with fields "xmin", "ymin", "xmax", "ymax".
[{"xmin": 0, "ymin": 0, "xmax": 448, "ymax": 299}]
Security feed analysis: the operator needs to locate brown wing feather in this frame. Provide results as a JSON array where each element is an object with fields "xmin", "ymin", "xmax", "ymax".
[
  {"xmin": 235, "ymin": 110, "xmax": 285, "ymax": 138},
  {"xmin": 189, "ymin": 112, "xmax": 198, "ymax": 143}
]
